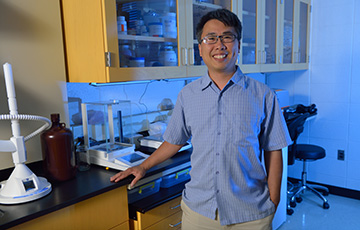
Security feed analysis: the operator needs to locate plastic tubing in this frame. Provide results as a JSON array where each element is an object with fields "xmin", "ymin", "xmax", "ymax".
[{"xmin": 0, "ymin": 114, "xmax": 50, "ymax": 141}]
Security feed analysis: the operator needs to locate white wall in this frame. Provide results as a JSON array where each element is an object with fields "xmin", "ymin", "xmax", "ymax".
[
  {"xmin": 268, "ymin": 0, "xmax": 360, "ymax": 191},
  {"xmin": 0, "ymin": 0, "xmax": 68, "ymax": 170}
]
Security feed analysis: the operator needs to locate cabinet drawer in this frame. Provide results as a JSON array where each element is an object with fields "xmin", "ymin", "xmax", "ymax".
[
  {"xmin": 145, "ymin": 211, "xmax": 182, "ymax": 230},
  {"xmin": 134, "ymin": 196, "xmax": 182, "ymax": 229}
]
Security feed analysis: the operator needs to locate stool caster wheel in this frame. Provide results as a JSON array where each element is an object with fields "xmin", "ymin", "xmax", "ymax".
[
  {"xmin": 323, "ymin": 202, "xmax": 330, "ymax": 209},
  {"xmin": 296, "ymin": 196, "xmax": 303, "ymax": 203},
  {"xmin": 287, "ymin": 208, "xmax": 294, "ymax": 215},
  {"xmin": 290, "ymin": 200, "xmax": 296, "ymax": 208}
]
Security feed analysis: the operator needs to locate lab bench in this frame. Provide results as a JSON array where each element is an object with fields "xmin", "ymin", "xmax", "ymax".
[{"xmin": 0, "ymin": 150, "xmax": 191, "ymax": 230}]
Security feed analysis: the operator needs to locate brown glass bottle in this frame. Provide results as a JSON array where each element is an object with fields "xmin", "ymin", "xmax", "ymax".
[{"xmin": 41, "ymin": 113, "xmax": 76, "ymax": 181}]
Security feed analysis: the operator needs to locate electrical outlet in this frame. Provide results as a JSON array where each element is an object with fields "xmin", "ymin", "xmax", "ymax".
[{"xmin": 337, "ymin": 150, "xmax": 345, "ymax": 161}]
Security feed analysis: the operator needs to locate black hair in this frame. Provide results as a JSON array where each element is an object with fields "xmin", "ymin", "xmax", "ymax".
[{"xmin": 195, "ymin": 8, "xmax": 242, "ymax": 43}]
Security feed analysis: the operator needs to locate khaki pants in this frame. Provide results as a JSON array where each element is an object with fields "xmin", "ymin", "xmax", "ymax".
[{"xmin": 181, "ymin": 200, "xmax": 274, "ymax": 230}]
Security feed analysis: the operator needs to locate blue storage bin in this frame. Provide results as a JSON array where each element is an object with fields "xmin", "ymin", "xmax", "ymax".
[
  {"xmin": 128, "ymin": 178, "xmax": 162, "ymax": 203},
  {"xmin": 160, "ymin": 167, "xmax": 191, "ymax": 188}
]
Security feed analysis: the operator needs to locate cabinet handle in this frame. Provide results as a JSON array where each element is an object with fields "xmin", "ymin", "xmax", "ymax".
[
  {"xmin": 181, "ymin": 48, "xmax": 188, "ymax": 66},
  {"xmin": 169, "ymin": 221, "xmax": 182, "ymax": 228},
  {"xmin": 105, "ymin": 52, "xmax": 111, "ymax": 67},
  {"xmin": 188, "ymin": 48, "xmax": 194, "ymax": 65},
  {"xmin": 294, "ymin": 51, "xmax": 301, "ymax": 63},
  {"xmin": 170, "ymin": 204, "xmax": 181, "ymax": 210}
]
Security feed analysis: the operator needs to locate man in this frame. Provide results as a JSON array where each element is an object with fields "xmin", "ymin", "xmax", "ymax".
[{"xmin": 111, "ymin": 9, "xmax": 291, "ymax": 229}]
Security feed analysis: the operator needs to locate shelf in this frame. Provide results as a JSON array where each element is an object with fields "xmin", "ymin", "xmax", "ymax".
[
  {"xmin": 284, "ymin": 19, "xmax": 293, "ymax": 25},
  {"xmin": 193, "ymin": 1, "xmax": 223, "ymax": 10},
  {"xmin": 242, "ymin": 10, "xmax": 256, "ymax": 17},
  {"xmin": 242, "ymin": 42, "xmax": 256, "ymax": 47},
  {"xmin": 118, "ymin": 34, "xmax": 177, "ymax": 43}
]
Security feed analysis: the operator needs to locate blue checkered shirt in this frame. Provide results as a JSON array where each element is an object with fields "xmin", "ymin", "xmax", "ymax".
[{"xmin": 163, "ymin": 67, "xmax": 292, "ymax": 225}]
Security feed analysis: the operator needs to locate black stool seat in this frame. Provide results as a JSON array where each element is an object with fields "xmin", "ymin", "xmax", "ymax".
[{"xmin": 295, "ymin": 144, "xmax": 325, "ymax": 160}]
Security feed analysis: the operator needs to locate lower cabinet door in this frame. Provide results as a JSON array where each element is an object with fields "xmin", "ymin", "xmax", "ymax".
[{"xmin": 8, "ymin": 186, "xmax": 129, "ymax": 230}]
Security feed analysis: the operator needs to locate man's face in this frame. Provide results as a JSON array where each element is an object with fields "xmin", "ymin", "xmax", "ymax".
[{"xmin": 198, "ymin": 19, "xmax": 240, "ymax": 75}]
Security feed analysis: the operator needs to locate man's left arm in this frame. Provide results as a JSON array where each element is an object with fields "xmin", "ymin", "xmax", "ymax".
[{"xmin": 264, "ymin": 149, "xmax": 283, "ymax": 209}]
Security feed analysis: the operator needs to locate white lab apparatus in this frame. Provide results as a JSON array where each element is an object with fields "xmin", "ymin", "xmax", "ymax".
[
  {"xmin": 0, "ymin": 63, "xmax": 52, "ymax": 204},
  {"xmin": 81, "ymin": 101, "xmax": 148, "ymax": 171}
]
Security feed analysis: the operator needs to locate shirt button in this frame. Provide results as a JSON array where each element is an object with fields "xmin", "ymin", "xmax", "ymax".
[
  {"xmin": 218, "ymin": 112, "xmax": 222, "ymax": 115},
  {"xmin": 217, "ymin": 190, "xmax": 220, "ymax": 193},
  {"xmin": 216, "ymin": 152, "xmax": 220, "ymax": 156},
  {"xmin": 217, "ymin": 132, "xmax": 221, "ymax": 135},
  {"xmin": 216, "ymin": 171, "xmax": 219, "ymax": 175}
]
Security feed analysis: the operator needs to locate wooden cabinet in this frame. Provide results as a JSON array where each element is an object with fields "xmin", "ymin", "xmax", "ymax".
[
  {"xmin": 61, "ymin": 0, "xmax": 311, "ymax": 83},
  {"xmin": 61, "ymin": 0, "xmax": 234, "ymax": 83},
  {"xmin": 9, "ymin": 186, "xmax": 129, "ymax": 230},
  {"xmin": 130, "ymin": 196, "xmax": 182, "ymax": 230},
  {"xmin": 61, "ymin": 0, "xmax": 183, "ymax": 83},
  {"xmin": 238, "ymin": 0, "xmax": 311, "ymax": 73}
]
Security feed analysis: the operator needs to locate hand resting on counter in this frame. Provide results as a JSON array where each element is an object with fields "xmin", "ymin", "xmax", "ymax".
[
  {"xmin": 110, "ymin": 165, "xmax": 146, "ymax": 188},
  {"xmin": 110, "ymin": 141, "xmax": 183, "ymax": 188}
]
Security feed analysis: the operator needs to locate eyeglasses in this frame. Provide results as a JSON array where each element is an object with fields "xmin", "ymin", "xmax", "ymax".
[{"xmin": 201, "ymin": 34, "xmax": 237, "ymax": 44}]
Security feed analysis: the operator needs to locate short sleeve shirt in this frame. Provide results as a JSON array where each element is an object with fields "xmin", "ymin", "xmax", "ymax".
[{"xmin": 163, "ymin": 68, "xmax": 292, "ymax": 225}]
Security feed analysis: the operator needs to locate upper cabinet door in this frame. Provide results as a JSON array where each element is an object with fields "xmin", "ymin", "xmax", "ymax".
[
  {"xmin": 261, "ymin": 0, "xmax": 281, "ymax": 72},
  {"xmin": 238, "ymin": 0, "xmax": 259, "ymax": 73},
  {"xmin": 185, "ymin": 0, "xmax": 234, "ymax": 77},
  {"xmin": 107, "ymin": 0, "xmax": 187, "ymax": 81},
  {"xmin": 279, "ymin": 0, "xmax": 311, "ymax": 71},
  {"xmin": 281, "ymin": 0, "xmax": 294, "ymax": 68},
  {"xmin": 115, "ymin": 1, "xmax": 178, "ymax": 68},
  {"xmin": 294, "ymin": 0, "xmax": 311, "ymax": 69},
  {"xmin": 62, "ymin": 0, "xmax": 187, "ymax": 83},
  {"xmin": 238, "ymin": 0, "xmax": 281, "ymax": 73}
]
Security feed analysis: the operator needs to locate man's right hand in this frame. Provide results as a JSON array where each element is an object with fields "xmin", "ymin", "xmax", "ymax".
[
  {"xmin": 110, "ymin": 165, "xmax": 146, "ymax": 188},
  {"xmin": 110, "ymin": 141, "xmax": 183, "ymax": 188}
]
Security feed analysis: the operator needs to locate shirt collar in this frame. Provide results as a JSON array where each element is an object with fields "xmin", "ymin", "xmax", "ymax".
[{"xmin": 200, "ymin": 66, "xmax": 245, "ymax": 91}]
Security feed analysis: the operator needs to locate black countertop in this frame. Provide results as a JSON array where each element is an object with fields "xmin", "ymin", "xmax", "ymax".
[{"xmin": 0, "ymin": 150, "xmax": 191, "ymax": 230}]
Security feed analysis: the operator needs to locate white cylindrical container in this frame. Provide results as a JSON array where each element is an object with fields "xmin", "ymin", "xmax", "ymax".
[
  {"xmin": 117, "ymin": 16, "xmax": 127, "ymax": 35},
  {"xmin": 129, "ymin": 57, "xmax": 145, "ymax": 67},
  {"xmin": 162, "ymin": 12, "xmax": 177, "ymax": 38},
  {"xmin": 149, "ymin": 22, "xmax": 163, "ymax": 37},
  {"xmin": 160, "ymin": 46, "xmax": 177, "ymax": 66}
]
